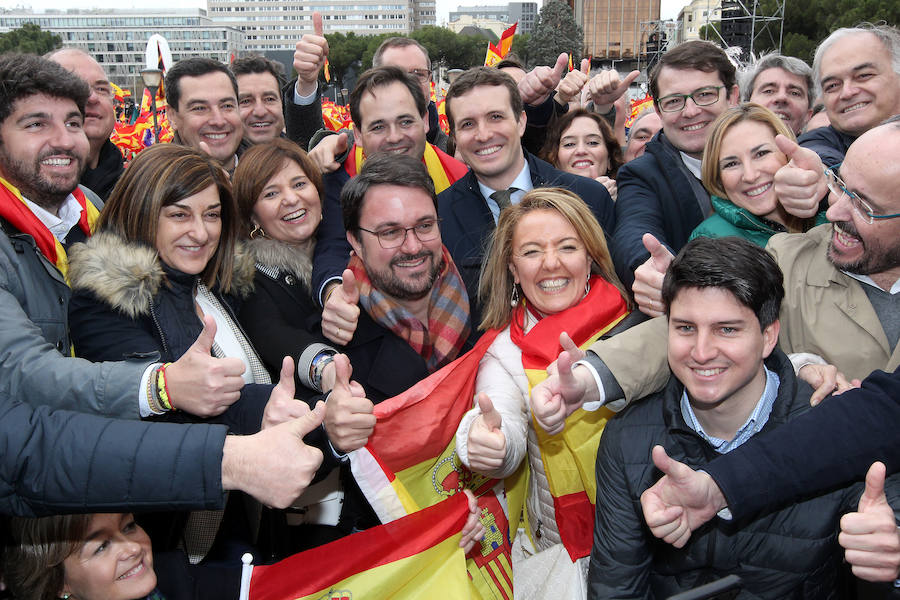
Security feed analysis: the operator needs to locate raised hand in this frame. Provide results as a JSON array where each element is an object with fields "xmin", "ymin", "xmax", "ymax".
[
  {"xmin": 222, "ymin": 401, "xmax": 325, "ymax": 508},
  {"xmin": 588, "ymin": 69, "xmax": 640, "ymax": 113},
  {"xmin": 596, "ymin": 175, "xmax": 617, "ymax": 202},
  {"xmin": 632, "ymin": 233, "xmax": 673, "ymax": 317},
  {"xmin": 165, "ymin": 315, "xmax": 246, "ymax": 417},
  {"xmin": 773, "ymin": 134, "xmax": 827, "ymax": 219},
  {"xmin": 323, "ymin": 354, "xmax": 375, "ymax": 452},
  {"xmin": 555, "ymin": 58, "xmax": 590, "ymax": 106},
  {"xmin": 839, "ymin": 461, "xmax": 900, "ymax": 582},
  {"xmin": 322, "ymin": 269, "xmax": 360, "ymax": 345},
  {"xmin": 518, "ymin": 53, "xmax": 568, "ymax": 106},
  {"xmin": 531, "ymin": 332, "xmax": 594, "ymax": 435},
  {"xmin": 262, "ymin": 356, "xmax": 311, "ymax": 429},
  {"xmin": 640, "ymin": 445, "xmax": 725, "ymax": 548},
  {"xmin": 467, "ymin": 394, "xmax": 507, "ymax": 475},
  {"xmin": 798, "ymin": 363, "xmax": 859, "ymax": 406},
  {"xmin": 293, "ymin": 11, "xmax": 329, "ymax": 97}
]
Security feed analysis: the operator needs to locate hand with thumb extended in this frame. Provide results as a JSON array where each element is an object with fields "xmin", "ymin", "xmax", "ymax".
[
  {"xmin": 165, "ymin": 315, "xmax": 246, "ymax": 417},
  {"xmin": 262, "ymin": 356, "xmax": 312, "ymax": 429},
  {"xmin": 532, "ymin": 332, "xmax": 594, "ymax": 435},
  {"xmin": 466, "ymin": 393, "xmax": 507, "ymax": 475},
  {"xmin": 588, "ymin": 69, "xmax": 640, "ymax": 112},
  {"xmin": 555, "ymin": 57, "xmax": 590, "ymax": 105},
  {"xmin": 221, "ymin": 401, "xmax": 326, "ymax": 508},
  {"xmin": 839, "ymin": 461, "xmax": 900, "ymax": 582},
  {"xmin": 308, "ymin": 130, "xmax": 350, "ymax": 174},
  {"xmin": 632, "ymin": 233, "xmax": 673, "ymax": 317},
  {"xmin": 518, "ymin": 52, "xmax": 569, "ymax": 106},
  {"xmin": 293, "ymin": 11, "xmax": 329, "ymax": 95},
  {"xmin": 640, "ymin": 445, "xmax": 725, "ymax": 548},
  {"xmin": 322, "ymin": 269, "xmax": 360, "ymax": 345},
  {"xmin": 773, "ymin": 134, "xmax": 827, "ymax": 219},
  {"xmin": 323, "ymin": 354, "xmax": 375, "ymax": 453}
]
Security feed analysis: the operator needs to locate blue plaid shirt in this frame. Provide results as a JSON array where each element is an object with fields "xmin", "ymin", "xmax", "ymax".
[{"xmin": 680, "ymin": 367, "xmax": 780, "ymax": 454}]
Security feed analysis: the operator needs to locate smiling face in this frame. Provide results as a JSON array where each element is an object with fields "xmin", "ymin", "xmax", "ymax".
[
  {"xmin": 155, "ymin": 184, "xmax": 222, "ymax": 275},
  {"xmin": 824, "ymin": 124, "xmax": 900, "ymax": 284},
  {"xmin": 655, "ymin": 67, "xmax": 738, "ymax": 158},
  {"xmin": 353, "ymin": 81, "xmax": 427, "ymax": 160},
  {"xmin": 556, "ymin": 116, "xmax": 610, "ymax": 178},
  {"xmin": 252, "ymin": 158, "xmax": 321, "ymax": 245},
  {"xmin": 819, "ymin": 32, "xmax": 900, "ymax": 138},
  {"xmin": 717, "ymin": 120, "xmax": 789, "ymax": 223},
  {"xmin": 50, "ymin": 50, "xmax": 116, "ymax": 148},
  {"xmin": 62, "ymin": 514, "xmax": 156, "ymax": 600},
  {"xmin": 748, "ymin": 67, "xmax": 812, "ymax": 135},
  {"xmin": 450, "ymin": 84, "xmax": 527, "ymax": 190},
  {"xmin": 0, "ymin": 93, "xmax": 89, "ymax": 212},
  {"xmin": 169, "ymin": 72, "xmax": 243, "ymax": 165},
  {"xmin": 347, "ymin": 183, "xmax": 442, "ymax": 302},
  {"xmin": 508, "ymin": 209, "xmax": 592, "ymax": 317},
  {"xmin": 624, "ymin": 111, "xmax": 662, "ymax": 163},
  {"xmin": 667, "ymin": 286, "xmax": 778, "ymax": 423},
  {"xmin": 237, "ymin": 71, "xmax": 285, "ymax": 145}
]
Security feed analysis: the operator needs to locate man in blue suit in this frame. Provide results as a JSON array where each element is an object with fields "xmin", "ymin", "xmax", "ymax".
[{"xmin": 438, "ymin": 67, "xmax": 616, "ymax": 328}]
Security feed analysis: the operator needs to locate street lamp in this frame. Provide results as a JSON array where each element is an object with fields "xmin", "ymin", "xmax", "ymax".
[{"xmin": 140, "ymin": 68, "xmax": 163, "ymax": 143}]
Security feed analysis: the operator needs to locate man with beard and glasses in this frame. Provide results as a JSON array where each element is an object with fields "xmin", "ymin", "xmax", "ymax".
[
  {"xmin": 311, "ymin": 153, "xmax": 472, "ymax": 538},
  {"xmin": 530, "ymin": 117, "xmax": 900, "ymax": 436}
]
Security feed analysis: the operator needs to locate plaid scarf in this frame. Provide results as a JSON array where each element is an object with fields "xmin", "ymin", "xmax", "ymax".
[
  {"xmin": 0, "ymin": 177, "xmax": 100, "ymax": 279},
  {"xmin": 347, "ymin": 245, "xmax": 471, "ymax": 372}
]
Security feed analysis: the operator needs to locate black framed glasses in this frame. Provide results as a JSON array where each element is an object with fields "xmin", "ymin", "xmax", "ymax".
[
  {"xmin": 824, "ymin": 167, "xmax": 900, "ymax": 225},
  {"xmin": 358, "ymin": 218, "xmax": 441, "ymax": 249},
  {"xmin": 407, "ymin": 68, "xmax": 432, "ymax": 83},
  {"xmin": 657, "ymin": 86, "xmax": 725, "ymax": 113}
]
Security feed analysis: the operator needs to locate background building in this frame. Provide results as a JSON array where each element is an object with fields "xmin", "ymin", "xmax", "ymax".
[
  {"xmin": 0, "ymin": 8, "xmax": 242, "ymax": 93},
  {"xmin": 676, "ymin": 0, "xmax": 721, "ymax": 43},
  {"xmin": 448, "ymin": 2, "xmax": 537, "ymax": 35},
  {"xmin": 574, "ymin": 0, "xmax": 661, "ymax": 60}
]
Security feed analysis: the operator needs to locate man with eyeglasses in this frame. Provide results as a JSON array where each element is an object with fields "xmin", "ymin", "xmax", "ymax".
[
  {"xmin": 46, "ymin": 48, "xmax": 123, "ymax": 200},
  {"xmin": 609, "ymin": 40, "xmax": 739, "ymax": 290}
]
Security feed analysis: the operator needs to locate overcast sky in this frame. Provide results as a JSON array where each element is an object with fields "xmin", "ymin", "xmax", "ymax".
[{"xmin": 3, "ymin": 0, "xmax": 688, "ymax": 29}]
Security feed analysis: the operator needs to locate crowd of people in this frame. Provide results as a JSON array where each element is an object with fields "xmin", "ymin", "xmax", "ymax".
[{"xmin": 0, "ymin": 15, "xmax": 898, "ymax": 600}]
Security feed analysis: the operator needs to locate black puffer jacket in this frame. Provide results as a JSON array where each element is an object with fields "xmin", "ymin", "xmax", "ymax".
[{"xmin": 588, "ymin": 349, "xmax": 900, "ymax": 599}]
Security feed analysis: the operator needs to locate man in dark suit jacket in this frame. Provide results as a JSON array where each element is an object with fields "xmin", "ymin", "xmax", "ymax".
[
  {"xmin": 438, "ymin": 67, "xmax": 616, "ymax": 327},
  {"xmin": 610, "ymin": 40, "xmax": 739, "ymax": 289}
]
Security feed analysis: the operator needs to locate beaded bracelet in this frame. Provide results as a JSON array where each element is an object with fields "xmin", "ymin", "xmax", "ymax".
[
  {"xmin": 146, "ymin": 364, "xmax": 167, "ymax": 414},
  {"xmin": 157, "ymin": 362, "xmax": 175, "ymax": 411}
]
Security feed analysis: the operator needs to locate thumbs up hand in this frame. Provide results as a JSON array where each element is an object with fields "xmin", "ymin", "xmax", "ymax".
[
  {"xmin": 555, "ymin": 58, "xmax": 591, "ymax": 105},
  {"xmin": 632, "ymin": 233, "xmax": 674, "ymax": 317},
  {"xmin": 466, "ymin": 394, "xmax": 507, "ymax": 475},
  {"xmin": 519, "ymin": 53, "xmax": 569, "ymax": 106},
  {"xmin": 839, "ymin": 461, "xmax": 900, "ymax": 582},
  {"xmin": 322, "ymin": 269, "xmax": 360, "ymax": 345},
  {"xmin": 164, "ymin": 315, "xmax": 246, "ymax": 417},
  {"xmin": 588, "ymin": 69, "xmax": 640, "ymax": 113},
  {"xmin": 773, "ymin": 134, "xmax": 828, "ymax": 219},
  {"xmin": 294, "ymin": 11, "xmax": 329, "ymax": 97},
  {"xmin": 323, "ymin": 354, "xmax": 375, "ymax": 453}
]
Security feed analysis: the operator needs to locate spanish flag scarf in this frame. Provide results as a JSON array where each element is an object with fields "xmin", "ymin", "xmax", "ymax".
[
  {"xmin": 509, "ymin": 275, "xmax": 629, "ymax": 560},
  {"xmin": 344, "ymin": 142, "xmax": 468, "ymax": 194},
  {"xmin": 0, "ymin": 177, "xmax": 100, "ymax": 279}
]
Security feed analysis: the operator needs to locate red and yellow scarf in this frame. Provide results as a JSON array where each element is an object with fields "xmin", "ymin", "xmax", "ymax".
[
  {"xmin": 0, "ymin": 177, "xmax": 100, "ymax": 279},
  {"xmin": 509, "ymin": 275, "xmax": 629, "ymax": 560},
  {"xmin": 344, "ymin": 142, "xmax": 469, "ymax": 194},
  {"xmin": 347, "ymin": 245, "xmax": 471, "ymax": 372}
]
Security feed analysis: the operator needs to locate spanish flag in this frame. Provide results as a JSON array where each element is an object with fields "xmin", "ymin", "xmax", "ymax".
[
  {"xmin": 344, "ymin": 142, "xmax": 468, "ymax": 195},
  {"xmin": 350, "ymin": 329, "xmax": 526, "ymax": 600},
  {"xmin": 247, "ymin": 493, "xmax": 471, "ymax": 599},
  {"xmin": 498, "ymin": 22, "xmax": 517, "ymax": 57}
]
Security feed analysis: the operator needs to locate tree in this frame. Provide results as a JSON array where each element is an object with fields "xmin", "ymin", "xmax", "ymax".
[
  {"xmin": 412, "ymin": 26, "xmax": 483, "ymax": 70},
  {"xmin": 526, "ymin": 1, "xmax": 583, "ymax": 68},
  {"xmin": 324, "ymin": 32, "xmax": 370, "ymax": 89},
  {"xmin": 510, "ymin": 33, "xmax": 532, "ymax": 68},
  {"xmin": 0, "ymin": 23, "xmax": 61, "ymax": 55},
  {"xmin": 699, "ymin": 21, "xmax": 722, "ymax": 43}
]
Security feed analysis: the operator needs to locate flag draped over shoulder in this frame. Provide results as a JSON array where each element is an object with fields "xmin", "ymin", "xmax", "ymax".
[
  {"xmin": 510, "ymin": 275, "xmax": 629, "ymax": 561},
  {"xmin": 247, "ymin": 493, "xmax": 471, "ymax": 600},
  {"xmin": 350, "ymin": 330, "xmax": 527, "ymax": 600},
  {"xmin": 344, "ymin": 143, "xmax": 468, "ymax": 194}
]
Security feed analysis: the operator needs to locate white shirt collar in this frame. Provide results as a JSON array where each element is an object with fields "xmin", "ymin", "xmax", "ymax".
[
  {"xmin": 841, "ymin": 270, "xmax": 900, "ymax": 295},
  {"xmin": 22, "ymin": 194, "xmax": 83, "ymax": 243},
  {"xmin": 679, "ymin": 152, "xmax": 703, "ymax": 180},
  {"xmin": 478, "ymin": 161, "xmax": 533, "ymax": 223}
]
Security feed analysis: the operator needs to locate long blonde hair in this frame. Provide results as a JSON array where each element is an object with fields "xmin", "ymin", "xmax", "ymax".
[{"xmin": 477, "ymin": 188, "xmax": 629, "ymax": 331}]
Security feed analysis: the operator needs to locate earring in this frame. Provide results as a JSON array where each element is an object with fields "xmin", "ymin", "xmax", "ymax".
[
  {"xmin": 510, "ymin": 284, "xmax": 520, "ymax": 308},
  {"xmin": 249, "ymin": 223, "xmax": 266, "ymax": 239},
  {"xmin": 60, "ymin": 594, "xmax": 71, "ymax": 600},
  {"xmin": 584, "ymin": 275, "xmax": 591, "ymax": 296}
]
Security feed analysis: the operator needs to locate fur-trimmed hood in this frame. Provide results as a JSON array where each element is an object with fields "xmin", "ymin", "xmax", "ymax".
[
  {"xmin": 245, "ymin": 236, "xmax": 314, "ymax": 291},
  {"xmin": 68, "ymin": 231, "xmax": 256, "ymax": 319}
]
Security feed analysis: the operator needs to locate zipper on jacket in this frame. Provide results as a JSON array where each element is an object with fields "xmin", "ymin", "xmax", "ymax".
[{"xmin": 148, "ymin": 303, "xmax": 171, "ymax": 358}]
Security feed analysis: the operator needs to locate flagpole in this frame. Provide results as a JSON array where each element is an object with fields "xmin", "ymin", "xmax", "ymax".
[{"xmin": 238, "ymin": 552, "xmax": 254, "ymax": 600}]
